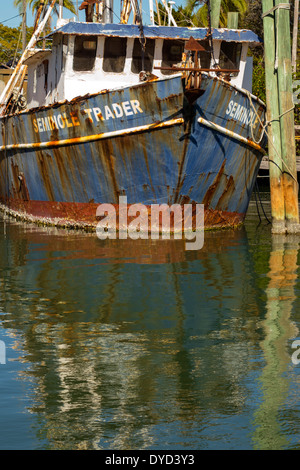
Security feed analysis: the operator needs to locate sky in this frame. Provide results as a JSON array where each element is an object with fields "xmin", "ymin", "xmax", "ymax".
[
  {"xmin": 1, "ymin": 0, "xmax": 185, "ymax": 29},
  {"xmin": 2, "ymin": 1, "xmax": 87, "ymax": 28}
]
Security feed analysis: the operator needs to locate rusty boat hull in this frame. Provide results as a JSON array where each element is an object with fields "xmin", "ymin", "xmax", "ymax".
[{"xmin": 0, "ymin": 73, "xmax": 266, "ymax": 231}]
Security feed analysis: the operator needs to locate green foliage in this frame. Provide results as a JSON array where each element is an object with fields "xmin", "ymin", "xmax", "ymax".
[
  {"xmin": 14, "ymin": 0, "xmax": 76, "ymax": 16},
  {"xmin": 251, "ymin": 55, "xmax": 266, "ymax": 103},
  {"xmin": 154, "ymin": 3, "xmax": 194, "ymax": 26},
  {"xmin": 240, "ymin": 0, "xmax": 263, "ymax": 38},
  {"xmin": 0, "ymin": 23, "xmax": 33, "ymax": 66},
  {"xmin": 186, "ymin": 0, "xmax": 248, "ymax": 27}
]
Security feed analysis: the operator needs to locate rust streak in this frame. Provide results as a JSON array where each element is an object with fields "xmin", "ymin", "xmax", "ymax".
[{"xmin": 202, "ymin": 160, "xmax": 227, "ymax": 207}]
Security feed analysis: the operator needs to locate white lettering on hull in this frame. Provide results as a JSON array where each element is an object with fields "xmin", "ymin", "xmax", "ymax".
[
  {"xmin": 225, "ymin": 100, "xmax": 260, "ymax": 128},
  {"xmin": 33, "ymin": 99, "xmax": 144, "ymax": 134}
]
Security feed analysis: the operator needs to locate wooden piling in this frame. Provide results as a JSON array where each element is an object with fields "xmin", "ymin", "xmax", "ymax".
[
  {"xmin": 210, "ymin": 0, "xmax": 221, "ymax": 28},
  {"xmin": 227, "ymin": 12, "xmax": 239, "ymax": 29},
  {"xmin": 275, "ymin": 0, "xmax": 299, "ymax": 233},
  {"xmin": 292, "ymin": 0, "xmax": 299, "ymax": 75},
  {"xmin": 262, "ymin": 0, "xmax": 286, "ymax": 233}
]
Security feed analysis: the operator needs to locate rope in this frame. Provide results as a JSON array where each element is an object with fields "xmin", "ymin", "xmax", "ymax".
[
  {"xmin": 261, "ymin": 3, "xmax": 290, "ymax": 70},
  {"xmin": 245, "ymin": 90, "xmax": 298, "ymax": 184},
  {"xmin": 246, "ymin": 91, "xmax": 269, "ymax": 144},
  {"xmin": 261, "ymin": 2, "xmax": 290, "ymax": 18}
]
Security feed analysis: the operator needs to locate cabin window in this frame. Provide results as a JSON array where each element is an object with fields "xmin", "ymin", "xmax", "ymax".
[
  {"xmin": 131, "ymin": 38, "xmax": 155, "ymax": 73},
  {"xmin": 161, "ymin": 40, "xmax": 184, "ymax": 75},
  {"xmin": 73, "ymin": 35, "xmax": 97, "ymax": 72},
  {"xmin": 197, "ymin": 40, "xmax": 211, "ymax": 69},
  {"xmin": 103, "ymin": 37, "xmax": 127, "ymax": 73},
  {"xmin": 184, "ymin": 40, "xmax": 211, "ymax": 70},
  {"xmin": 219, "ymin": 42, "xmax": 242, "ymax": 76}
]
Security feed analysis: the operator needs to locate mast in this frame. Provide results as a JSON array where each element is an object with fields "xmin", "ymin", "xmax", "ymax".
[
  {"xmin": 103, "ymin": 0, "xmax": 114, "ymax": 22},
  {"xmin": 22, "ymin": 0, "xmax": 27, "ymax": 53},
  {"xmin": 0, "ymin": 0, "xmax": 57, "ymax": 116}
]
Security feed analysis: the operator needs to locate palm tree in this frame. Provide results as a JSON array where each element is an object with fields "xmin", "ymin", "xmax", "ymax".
[
  {"xmin": 14, "ymin": 0, "xmax": 76, "ymax": 25},
  {"xmin": 186, "ymin": 0, "xmax": 248, "ymax": 27},
  {"xmin": 29, "ymin": 0, "xmax": 76, "ymax": 15},
  {"xmin": 14, "ymin": 0, "xmax": 76, "ymax": 48}
]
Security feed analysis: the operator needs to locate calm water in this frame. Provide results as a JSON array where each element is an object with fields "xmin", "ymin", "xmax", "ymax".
[{"xmin": 0, "ymin": 193, "xmax": 300, "ymax": 450}]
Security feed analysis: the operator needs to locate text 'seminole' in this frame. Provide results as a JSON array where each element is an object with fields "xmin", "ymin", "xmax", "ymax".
[{"xmin": 95, "ymin": 196, "xmax": 205, "ymax": 251}]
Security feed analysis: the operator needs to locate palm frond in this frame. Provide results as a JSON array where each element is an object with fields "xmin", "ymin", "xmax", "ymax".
[{"xmin": 186, "ymin": 0, "xmax": 248, "ymax": 28}]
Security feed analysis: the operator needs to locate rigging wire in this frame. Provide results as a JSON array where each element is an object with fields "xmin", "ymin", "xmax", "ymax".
[
  {"xmin": 0, "ymin": 13, "xmax": 23, "ymax": 25},
  {"xmin": 131, "ymin": 0, "xmax": 146, "ymax": 71},
  {"xmin": 13, "ymin": 27, "xmax": 23, "ymax": 68},
  {"xmin": 206, "ymin": 0, "xmax": 217, "ymax": 67}
]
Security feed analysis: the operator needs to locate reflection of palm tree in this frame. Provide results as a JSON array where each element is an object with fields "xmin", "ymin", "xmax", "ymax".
[{"xmin": 186, "ymin": 0, "xmax": 247, "ymax": 27}]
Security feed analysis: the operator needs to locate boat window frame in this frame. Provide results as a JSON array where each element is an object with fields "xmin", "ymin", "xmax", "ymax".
[
  {"xmin": 72, "ymin": 34, "xmax": 98, "ymax": 72},
  {"xmin": 103, "ymin": 37, "xmax": 127, "ymax": 73},
  {"xmin": 218, "ymin": 41, "xmax": 242, "ymax": 76},
  {"xmin": 161, "ymin": 39, "xmax": 185, "ymax": 76},
  {"xmin": 131, "ymin": 38, "xmax": 155, "ymax": 74}
]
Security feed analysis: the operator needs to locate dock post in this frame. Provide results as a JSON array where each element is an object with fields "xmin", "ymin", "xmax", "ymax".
[
  {"xmin": 227, "ymin": 12, "xmax": 239, "ymax": 29},
  {"xmin": 210, "ymin": 0, "xmax": 221, "ymax": 28},
  {"xmin": 292, "ymin": 0, "xmax": 299, "ymax": 75},
  {"xmin": 262, "ymin": 0, "xmax": 286, "ymax": 233},
  {"xmin": 275, "ymin": 0, "xmax": 300, "ymax": 233}
]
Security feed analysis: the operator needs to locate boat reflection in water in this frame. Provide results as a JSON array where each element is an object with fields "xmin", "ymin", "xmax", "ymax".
[{"xmin": 0, "ymin": 216, "xmax": 299, "ymax": 449}]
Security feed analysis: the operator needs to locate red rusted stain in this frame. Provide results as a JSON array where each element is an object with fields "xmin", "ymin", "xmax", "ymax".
[
  {"xmin": 0, "ymin": 197, "xmax": 245, "ymax": 232},
  {"xmin": 10, "ymin": 162, "xmax": 30, "ymax": 201},
  {"xmin": 18, "ymin": 173, "xmax": 30, "ymax": 201},
  {"xmin": 215, "ymin": 175, "xmax": 235, "ymax": 210}
]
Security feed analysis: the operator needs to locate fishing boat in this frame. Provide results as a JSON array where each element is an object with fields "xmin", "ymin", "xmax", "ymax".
[{"xmin": 0, "ymin": 0, "xmax": 266, "ymax": 233}]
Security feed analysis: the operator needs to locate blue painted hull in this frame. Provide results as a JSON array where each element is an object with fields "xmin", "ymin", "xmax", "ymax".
[{"xmin": 0, "ymin": 74, "xmax": 266, "ymax": 229}]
